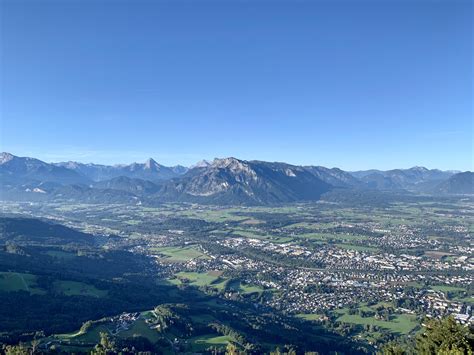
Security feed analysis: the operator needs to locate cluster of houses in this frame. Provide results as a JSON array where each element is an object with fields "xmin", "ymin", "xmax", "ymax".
[
  {"xmin": 126, "ymin": 208, "xmax": 473, "ymax": 330},
  {"xmin": 109, "ymin": 312, "xmax": 140, "ymax": 335}
]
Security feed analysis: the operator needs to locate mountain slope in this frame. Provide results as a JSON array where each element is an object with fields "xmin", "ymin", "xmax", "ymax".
[
  {"xmin": 305, "ymin": 166, "xmax": 363, "ymax": 188},
  {"xmin": 433, "ymin": 172, "xmax": 473, "ymax": 194},
  {"xmin": 0, "ymin": 152, "xmax": 88, "ymax": 185},
  {"xmin": 158, "ymin": 158, "xmax": 332, "ymax": 204},
  {"xmin": 0, "ymin": 216, "xmax": 94, "ymax": 246},
  {"xmin": 92, "ymin": 176, "xmax": 161, "ymax": 194}
]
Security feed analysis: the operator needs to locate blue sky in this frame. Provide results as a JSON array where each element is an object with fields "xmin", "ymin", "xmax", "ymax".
[{"xmin": 1, "ymin": 0, "xmax": 472, "ymax": 170}]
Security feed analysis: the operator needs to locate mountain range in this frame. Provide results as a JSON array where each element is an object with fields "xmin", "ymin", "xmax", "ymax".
[
  {"xmin": 0, "ymin": 152, "xmax": 472, "ymax": 205},
  {"xmin": 54, "ymin": 158, "xmax": 187, "ymax": 182}
]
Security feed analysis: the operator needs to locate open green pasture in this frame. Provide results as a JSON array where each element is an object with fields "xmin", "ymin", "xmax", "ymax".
[
  {"xmin": 57, "ymin": 313, "xmax": 159, "ymax": 344},
  {"xmin": 227, "ymin": 279, "xmax": 264, "ymax": 295},
  {"xmin": 189, "ymin": 334, "xmax": 233, "ymax": 351},
  {"xmin": 335, "ymin": 309, "xmax": 418, "ymax": 334},
  {"xmin": 0, "ymin": 272, "xmax": 45, "ymax": 295},
  {"xmin": 232, "ymin": 229, "xmax": 293, "ymax": 243},
  {"xmin": 430, "ymin": 285, "xmax": 468, "ymax": 293},
  {"xmin": 168, "ymin": 271, "xmax": 227, "ymax": 290},
  {"xmin": 151, "ymin": 246, "xmax": 209, "ymax": 262}
]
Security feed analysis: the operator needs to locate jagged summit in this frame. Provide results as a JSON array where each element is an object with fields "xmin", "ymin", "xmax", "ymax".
[
  {"xmin": 1, "ymin": 152, "xmax": 468, "ymax": 205},
  {"xmin": 52, "ymin": 157, "xmax": 187, "ymax": 182},
  {"xmin": 410, "ymin": 166, "xmax": 429, "ymax": 171},
  {"xmin": 144, "ymin": 158, "xmax": 160, "ymax": 170},
  {"xmin": 192, "ymin": 160, "xmax": 211, "ymax": 168},
  {"xmin": 210, "ymin": 157, "xmax": 256, "ymax": 177},
  {"xmin": 0, "ymin": 152, "xmax": 15, "ymax": 164}
]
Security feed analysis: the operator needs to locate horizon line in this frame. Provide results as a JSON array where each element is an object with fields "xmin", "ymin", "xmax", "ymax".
[{"xmin": 1, "ymin": 151, "xmax": 469, "ymax": 173}]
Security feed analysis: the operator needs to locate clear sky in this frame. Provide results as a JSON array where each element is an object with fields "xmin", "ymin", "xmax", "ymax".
[{"xmin": 1, "ymin": 0, "xmax": 472, "ymax": 170}]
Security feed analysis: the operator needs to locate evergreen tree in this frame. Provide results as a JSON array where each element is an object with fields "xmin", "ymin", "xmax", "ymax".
[{"xmin": 416, "ymin": 317, "xmax": 473, "ymax": 355}]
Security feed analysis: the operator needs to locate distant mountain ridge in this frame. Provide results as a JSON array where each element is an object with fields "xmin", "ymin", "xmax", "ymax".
[
  {"xmin": 0, "ymin": 152, "xmax": 471, "ymax": 205},
  {"xmin": 433, "ymin": 172, "xmax": 474, "ymax": 195},
  {"xmin": 55, "ymin": 157, "xmax": 188, "ymax": 182},
  {"xmin": 350, "ymin": 166, "xmax": 458, "ymax": 191},
  {"xmin": 0, "ymin": 152, "xmax": 88, "ymax": 186}
]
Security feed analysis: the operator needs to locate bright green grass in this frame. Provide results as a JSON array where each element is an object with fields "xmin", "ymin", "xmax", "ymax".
[
  {"xmin": 58, "ymin": 324, "xmax": 111, "ymax": 343},
  {"xmin": 54, "ymin": 280, "xmax": 108, "ymax": 298},
  {"xmin": 58, "ymin": 315, "xmax": 159, "ymax": 345},
  {"xmin": 336, "ymin": 312, "xmax": 418, "ymax": 334},
  {"xmin": 119, "ymin": 319, "xmax": 161, "ymax": 342},
  {"xmin": 295, "ymin": 233, "xmax": 370, "ymax": 242},
  {"xmin": 152, "ymin": 246, "xmax": 209, "ymax": 262},
  {"xmin": 233, "ymin": 229, "xmax": 293, "ymax": 243},
  {"xmin": 170, "ymin": 272, "xmax": 228, "ymax": 290},
  {"xmin": 283, "ymin": 222, "xmax": 337, "ymax": 229},
  {"xmin": 239, "ymin": 284, "xmax": 264, "ymax": 294},
  {"xmin": 296, "ymin": 314, "xmax": 323, "ymax": 321},
  {"xmin": 431, "ymin": 285, "xmax": 467, "ymax": 293},
  {"xmin": 177, "ymin": 209, "xmax": 249, "ymax": 222},
  {"xmin": 227, "ymin": 279, "xmax": 264, "ymax": 294},
  {"xmin": 0, "ymin": 272, "xmax": 45, "ymax": 295},
  {"xmin": 454, "ymin": 295, "xmax": 474, "ymax": 303},
  {"xmin": 190, "ymin": 334, "xmax": 233, "ymax": 351}
]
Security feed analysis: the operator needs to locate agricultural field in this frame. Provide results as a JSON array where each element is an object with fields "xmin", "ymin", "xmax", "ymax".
[
  {"xmin": 335, "ymin": 310, "xmax": 419, "ymax": 335},
  {"xmin": 151, "ymin": 246, "xmax": 209, "ymax": 262},
  {"xmin": 189, "ymin": 334, "xmax": 234, "ymax": 351},
  {"xmin": 0, "ymin": 196, "xmax": 472, "ymax": 353},
  {"xmin": 167, "ymin": 271, "xmax": 227, "ymax": 290}
]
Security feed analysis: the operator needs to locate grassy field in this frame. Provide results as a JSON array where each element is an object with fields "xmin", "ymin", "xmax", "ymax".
[
  {"xmin": 239, "ymin": 283, "xmax": 264, "ymax": 294},
  {"xmin": 296, "ymin": 313, "xmax": 323, "ymax": 321},
  {"xmin": 177, "ymin": 208, "xmax": 249, "ymax": 222},
  {"xmin": 54, "ymin": 280, "xmax": 108, "ymax": 298},
  {"xmin": 57, "ymin": 324, "xmax": 111, "ymax": 343},
  {"xmin": 227, "ymin": 279, "xmax": 264, "ymax": 295},
  {"xmin": 168, "ymin": 274, "xmax": 265, "ymax": 295},
  {"xmin": 152, "ymin": 246, "xmax": 209, "ymax": 262},
  {"xmin": 120, "ymin": 319, "xmax": 161, "ymax": 342},
  {"xmin": 336, "ymin": 311, "xmax": 418, "ymax": 334},
  {"xmin": 0, "ymin": 272, "xmax": 45, "ymax": 295},
  {"xmin": 168, "ymin": 272, "xmax": 228, "ymax": 290},
  {"xmin": 189, "ymin": 334, "xmax": 233, "ymax": 351},
  {"xmin": 232, "ymin": 229, "xmax": 293, "ymax": 243},
  {"xmin": 430, "ymin": 285, "xmax": 467, "ymax": 293},
  {"xmin": 57, "ymin": 313, "xmax": 159, "ymax": 344}
]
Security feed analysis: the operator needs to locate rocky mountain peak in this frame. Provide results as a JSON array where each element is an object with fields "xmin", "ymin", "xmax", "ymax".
[
  {"xmin": 211, "ymin": 157, "xmax": 257, "ymax": 179},
  {"xmin": 0, "ymin": 152, "xmax": 15, "ymax": 164},
  {"xmin": 191, "ymin": 160, "xmax": 211, "ymax": 168},
  {"xmin": 212, "ymin": 157, "xmax": 245, "ymax": 169},
  {"xmin": 144, "ymin": 158, "xmax": 159, "ymax": 170},
  {"xmin": 410, "ymin": 166, "xmax": 429, "ymax": 172}
]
